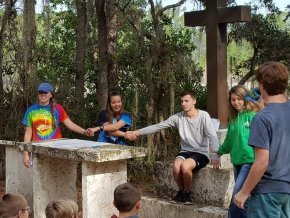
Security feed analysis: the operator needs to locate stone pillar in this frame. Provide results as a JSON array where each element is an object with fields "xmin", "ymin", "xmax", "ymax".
[
  {"xmin": 82, "ymin": 160, "xmax": 127, "ymax": 218},
  {"xmin": 32, "ymin": 155, "xmax": 77, "ymax": 218},
  {"xmin": 5, "ymin": 147, "xmax": 33, "ymax": 211},
  {"xmin": 217, "ymin": 129, "xmax": 232, "ymax": 168}
]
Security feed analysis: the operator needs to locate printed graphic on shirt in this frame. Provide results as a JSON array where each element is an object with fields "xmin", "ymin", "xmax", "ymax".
[
  {"xmin": 22, "ymin": 104, "xmax": 68, "ymax": 141},
  {"xmin": 244, "ymin": 121, "xmax": 250, "ymax": 128}
]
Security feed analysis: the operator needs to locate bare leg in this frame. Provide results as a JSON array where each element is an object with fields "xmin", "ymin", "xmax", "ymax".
[
  {"xmin": 173, "ymin": 158, "xmax": 184, "ymax": 190},
  {"xmin": 180, "ymin": 158, "xmax": 197, "ymax": 191}
]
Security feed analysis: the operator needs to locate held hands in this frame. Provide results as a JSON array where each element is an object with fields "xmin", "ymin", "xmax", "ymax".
[
  {"xmin": 125, "ymin": 131, "xmax": 140, "ymax": 141},
  {"xmin": 84, "ymin": 128, "xmax": 94, "ymax": 137},
  {"xmin": 210, "ymin": 158, "xmax": 220, "ymax": 169}
]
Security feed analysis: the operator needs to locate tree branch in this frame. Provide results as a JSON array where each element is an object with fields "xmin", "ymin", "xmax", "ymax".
[
  {"xmin": 238, "ymin": 70, "xmax": 255, "ymax": 85},
  {"xmin": 158, "ymin": 0, "xmax": 186, "ymax": 16},
  {"xmin": 114, "ymin": 2, "xmax": 153, "ymax": 40}
]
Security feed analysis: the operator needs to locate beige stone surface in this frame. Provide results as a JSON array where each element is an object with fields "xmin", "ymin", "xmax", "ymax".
[
  {"xmin": 1, "ymin": 139, "xmax": 147, "ymax": 218},
  {"xmin": 33, "ymin": 156, "xmax": 77, "ymax": 218},
  {"xmin": 140, "ymin": 196, "xmax": 227, "ymax": 218},
  {"xmin": 17, "ymin": 139, "xmax": 147, "ymax": 162},
  {"xmin": 5, "ymin": 147, "xmax": 33, "ymax": 214},
  {"xmin": 82, "ymin": 160, "xmax": 127, "ymax": 218},
  {"xmin": 154, "ymin": 161, "xmax": 234, "ymax": 208},
  {"xmin": 216, "ymin": 129, "xmax": 232, "ymax": 169}
]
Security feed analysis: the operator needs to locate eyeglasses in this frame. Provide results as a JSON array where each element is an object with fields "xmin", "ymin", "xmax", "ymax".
[
  {"xmin": 38, "ymin": 91, "xmax": 49, "ymax": 95},
  {"xmin": 21, "ymin": 207, "xmax": 32, "ymax": 213}
]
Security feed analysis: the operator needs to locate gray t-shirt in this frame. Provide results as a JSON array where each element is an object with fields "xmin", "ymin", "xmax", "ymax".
[
  {"xmin": 139, "ymin": 110, "xmax": 219, "ymax": 160},
  {"xmin": 249, "ymin": 101, "xmax": 290, "ymax": 194}
]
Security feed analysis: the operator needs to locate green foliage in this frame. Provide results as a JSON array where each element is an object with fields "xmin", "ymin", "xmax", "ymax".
[{"xmin": 228, "ymin": 13, "xmax": 290, "ymax": 80}]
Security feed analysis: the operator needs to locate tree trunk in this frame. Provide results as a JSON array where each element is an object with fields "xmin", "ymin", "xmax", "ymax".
[
  {"xmin": 238, "ymin": 70, "xmax": 255, "ymax": 85},
  {"xmin": 0, "ymin": 0, "xmax": 16, "ymax": 180},
  {"xmin": 95, "ymin": 0, "xmax": 108, "ymax": 110},
  {"xmin": 106, "ymin": 0, "xmax": 118, "ymax": 89},
  {"xmin": 0, "ymin": 0, "xmax": 16, "ymax": 137},
  {"xmin": 75, "ymin": 0, "xmax": 87, "ymax": 120},
  {"xmin": 23, "ymin": 0, "xmax": 36, "ymax": 97},
  {"xmin": 43, "ymin": 0, "xmax": 51, "ymax": 57}
]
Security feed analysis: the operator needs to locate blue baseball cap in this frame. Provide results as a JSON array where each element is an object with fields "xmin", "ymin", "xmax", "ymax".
[
  {"xmin": 37, "ymin": 83, "xmax": 53, "ymax": 93},
  {"xmin": 245, "ymin": 87, "xmax": 260, "ymax": 102}
]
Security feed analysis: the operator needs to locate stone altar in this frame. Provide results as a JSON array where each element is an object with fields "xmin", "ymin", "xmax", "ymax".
[{"xmin": 1, "ymin": 139, "xmax": 146, "ymax": 218}]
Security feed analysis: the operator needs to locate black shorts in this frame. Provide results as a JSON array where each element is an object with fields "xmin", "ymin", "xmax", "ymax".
[{"xmin": 175, "ymin": 151, "xmax": 209, "ymax": 171}]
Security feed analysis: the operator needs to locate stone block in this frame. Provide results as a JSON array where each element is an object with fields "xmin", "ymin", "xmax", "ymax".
[
  {"xmin": 154, "ymin": 161, "xmax": 234, "ymax": 208},
  {"xmin": 140, "ymin": 196, "xmax": 227, "ymax": 218},
  {"xmin": 216, "ymin": 129, "xmax": 232, "ymax": 169}
]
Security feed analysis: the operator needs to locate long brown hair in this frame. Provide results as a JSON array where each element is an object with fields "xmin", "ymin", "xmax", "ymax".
[
  {"xmin": 228, "ymin": 85, "xmax": 253, "ymax": 122},
  {"xmin": 106, "ymin": 89, "xmax": 125, "ymax": 123}
]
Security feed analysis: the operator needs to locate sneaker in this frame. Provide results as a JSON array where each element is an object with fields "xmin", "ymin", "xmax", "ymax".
[
  {"xmin": 181, "ymin": 191, "xmax": 193, "ymax": 205},
  {"xmin": 170, "ymin": 190, "xmax": 184, "ymax": 204}
]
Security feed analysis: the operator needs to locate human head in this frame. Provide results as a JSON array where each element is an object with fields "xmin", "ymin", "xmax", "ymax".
[
  {"xmin": 0, "ymin": 192, "xmax": 30, "ymax": 218},
  {"xmin": 45, "ymin": 199, "xmax": 78, "ymax": 218},
  {"xmin": 38, "ymin": 83, "xmax": 53, "ymax": 93},
  {"xmin": 107, "ymin": 89, "xmax": 124, "ymax": 122},
  {"xmin": 37, "ymin": 82, "xmax": 53, "ymax": 106},
  {"xmin": 180, "ymin": 90, "xmax": 197, "ymax": 100},
  {"xmin": 113, "ymin": 182, "xmax": 141, "ymax": 214},
  {"xmin": 228, "ymin": 85, "xmax": 248, "ymax": 121},
  {"xmin": 180, "ymin": 90, "xmax": 197, "ymax": 112},
  {"xmin": 255, "ymin": 61, "xmax": 288, "ymax": 96}
]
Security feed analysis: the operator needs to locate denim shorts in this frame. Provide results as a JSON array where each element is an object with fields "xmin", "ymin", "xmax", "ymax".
[{"xmin": 175, "ymin": 151, "xmax": 209, "ymax": 171}]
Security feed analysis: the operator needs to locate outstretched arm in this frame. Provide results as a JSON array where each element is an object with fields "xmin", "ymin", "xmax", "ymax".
[
  {"xmin": 63, "ymin": 118, "xmax": 93, "ymax": 136},
  {"xmin": 125, "ymin": 130, "xmax": 141, "ymax": 141},
  {"xmin": 203, "ymin": 114, "xmax": 220, "ymax": 169},
  {"xmin": 91, "ymin": 120, "xmax": 126, "ymax": 133}
]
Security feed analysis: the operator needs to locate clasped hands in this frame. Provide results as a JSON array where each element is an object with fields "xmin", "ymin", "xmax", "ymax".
[
  {"xmin": 83, "ymin": 126, "xmax": 140, "ymax": 141},
  {"xmin": 124, "ymin": 131, "xmax": 140, "ymax": 141}
]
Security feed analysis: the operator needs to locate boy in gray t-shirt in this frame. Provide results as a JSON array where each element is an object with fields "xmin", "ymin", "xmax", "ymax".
[
  {"xmin": 126, "ymin": 90, "xmax": 220, "ymax": 204},
  {"xmin": 234, "ymin": 61, "xmax": 290, "ymax": 218}
]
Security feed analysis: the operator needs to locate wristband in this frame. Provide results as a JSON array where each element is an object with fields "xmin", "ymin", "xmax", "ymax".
[{"xmin": 100, "ymin": 125, "xmax": 104, "ymax": 131}]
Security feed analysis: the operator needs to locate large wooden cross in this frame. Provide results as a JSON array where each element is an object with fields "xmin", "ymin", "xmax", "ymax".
[{"xmin": 185, "ymin": 0, "xmax": 251, "ymax": 126}]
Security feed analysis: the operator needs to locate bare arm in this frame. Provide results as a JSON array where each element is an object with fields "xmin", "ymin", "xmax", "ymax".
[
  {"xmin": 234, "ymin": 147, "xmax": 269, "ymax": 208},
  {"xmin": 23, "ymin": 127, "xmax": 32, "ymax": 168},
  {"xmin": 109, "ymin": 130, "xmax": 127, "ymax": 137},
  {"xmin": 91, "ymin": 120, "xmax": 126, "ymax": 133},
  {"xmin": 63, "ymin": 118, "xmax": 87, "ymax": 135}
]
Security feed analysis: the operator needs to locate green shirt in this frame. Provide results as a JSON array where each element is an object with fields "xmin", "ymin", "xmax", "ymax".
[{"xmin": 219, "ymin": 110, "xmax": 256, "ymax": 165}]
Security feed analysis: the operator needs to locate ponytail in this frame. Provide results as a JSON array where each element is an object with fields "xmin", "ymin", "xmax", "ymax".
[{"xmin": 49, "ymin": 97, "xmax": 56, "ymax": 129}]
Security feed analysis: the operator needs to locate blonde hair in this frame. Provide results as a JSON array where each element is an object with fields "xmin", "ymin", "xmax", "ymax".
[{"xmin": 45, "ymin": 199, "xmax": 78, "ymax": 218}]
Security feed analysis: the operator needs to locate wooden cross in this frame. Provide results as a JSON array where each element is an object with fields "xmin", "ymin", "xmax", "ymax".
[{"xmin": 185, "ymin": 0, "xmax": 251, "ymax": 126}]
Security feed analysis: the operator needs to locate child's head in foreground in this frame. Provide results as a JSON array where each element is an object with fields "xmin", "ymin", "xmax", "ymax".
[
  {"xmin": 0, "ymin": 192, "xmax": 30, "ymax": 218},
  {"xmin": 113, "ymin": 182, "xmax": 141, "ymax": 215},
  {"xmin": 45, "ymin": 199, "xmax": 78, "ymax": 218}
]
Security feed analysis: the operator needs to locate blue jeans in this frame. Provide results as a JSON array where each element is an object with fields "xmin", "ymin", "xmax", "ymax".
[
  {"xmin": 228, "ymin": 164, "xmax": 252, "ymax": 218},
  {"xmin": 248, "ymin": 193, "xmax": 290, "ymax": 218}
]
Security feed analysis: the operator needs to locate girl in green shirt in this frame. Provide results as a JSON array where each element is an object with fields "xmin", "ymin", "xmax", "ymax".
[{"xmin": 219, "ymin": 85, "xmax": 261, "ymax": 218}]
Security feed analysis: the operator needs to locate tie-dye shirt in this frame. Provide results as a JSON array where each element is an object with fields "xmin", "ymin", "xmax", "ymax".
[{"xmin": 22, "ymin": 103, "xmax": 68, "ymax": 141}]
